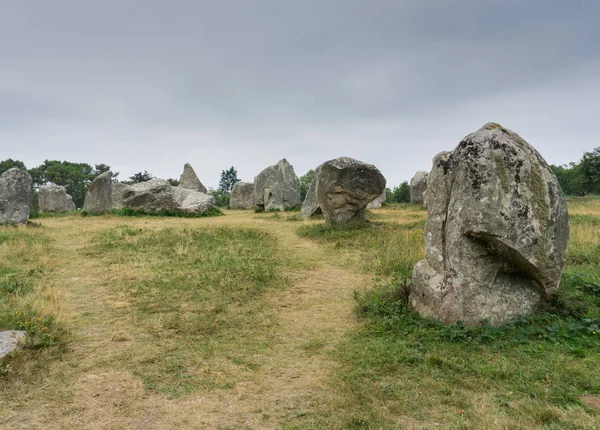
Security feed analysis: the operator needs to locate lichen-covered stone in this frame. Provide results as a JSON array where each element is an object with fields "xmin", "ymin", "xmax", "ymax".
[
  {"xmin": 410, "ymin": 171, "xmax": 428, "ymax": 204},
  {"xmin": 179, "ymin": 163, "xmax": 207, "ymax": 193},
  {"xmin": 254, "ymin": 159, "xmax": 301, "ymax": 211},
  {"xmin": 39, "ymin": 183, "xmax": 69, "ymax": 213},
  {"xmin": 229, "ymin": 182, "xmax": 255, "ymax": 209},
  {"xmin": 123, "ymin": 178, "xmax": 215, "ymax": 214},
  {"xmin": 316, "ymin": 157, "xmax": 386, "ymax": 225},
  {"xmin": 111, "ymin": 182, "xmax": 128, "ymax": 210},
  {"xmin": 0, "ymin": 168, "xmax": 33, "ymax": 225},
  {"xmin": 83, "ymin": 172, "xmax": 112, "ymax": 214},
  {"xmin": 410, "ymin": 123, "xmax": 569, "ymax": 326}
]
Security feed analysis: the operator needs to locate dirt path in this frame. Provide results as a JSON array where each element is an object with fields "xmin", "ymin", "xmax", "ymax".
[{"xmin": 5, "ymin": 212, "xmax": 372, "ymax": 429}]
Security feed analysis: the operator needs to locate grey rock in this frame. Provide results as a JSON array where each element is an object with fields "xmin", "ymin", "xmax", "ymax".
[
  {"xmin": 111, "ymin": 182, "xmax": 128, "ymax": 210},
  {"xmin": 410, "ymin": 123, "xmax": 569, "ymax": 326},
  {"xmin": 123, "ymin": 178, "xmax": 215, "ymax": 214},
  {"xmin": 301, "ymin": 164, "xmax": 323, "ymax": 218},
  {"xmin": 83, "ymin": 172, "xmax": 112, "ymax": 214},
  {"xmin": 254, "ymin": 159, "xmax": 301, "ymax": 211},
  {"xmin": 229, "ymin": 182, "xmax": 255, "ymax": 209},
  {"xmin": 179, "ymin": 163, "xmax": 207, "ymax": 193},
  {"xmin": 316, "ymin": 157, "xmax": 386, "ymax": 225},
  {"xmin": 66, "ymin": 194, "xmax": 76, "ymax": 211},
  {"xmin": 0, "ymin": 168, "xmax": 33, "ymax": 225},
  {"xmin": 410, "ymin": 171, "xmax": 429, "ymax": 204},
  {"xmin": 0, "ymin": 330, "xmax": 25, "ymax": 359},
  {"xmin": 367, "ymin": 191, "xmax": 387, "ymax": 209},
  {"xmin": 39, "ymin": 183, "xmax": 69, "ymax": 213}
]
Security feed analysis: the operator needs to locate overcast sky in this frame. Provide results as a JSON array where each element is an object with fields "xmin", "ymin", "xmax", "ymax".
[{"xmin": 1, "ymin": 1, "xmax": 599, "ymax": 188}]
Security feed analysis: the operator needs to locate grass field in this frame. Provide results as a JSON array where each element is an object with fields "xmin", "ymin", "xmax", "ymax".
[{"xmin": 0, "ymin": 199, "xmax": 599, "ymax": 429}]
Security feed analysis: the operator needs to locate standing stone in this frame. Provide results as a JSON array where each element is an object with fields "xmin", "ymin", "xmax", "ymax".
[
  {"xmin": 123, "ymin": 178, "xmax": 215, "ymax": 214},
  {"xmin": 301, "ymin": 164, "xmax": 324, "ymax": 218},
  {"xmin": 410, "ymin": 171, "xmax": 429, "ymax": 204},
  {"xmin": 316, "ymin": 157, "xmax": 386, "ymax": 225},
  {"xmin": 229, "ymin": 182, "xmax": 255, "ymax": 209},
  {"xmin": 179, "ymin": 163, "xmax": 207, "ymax": 193},
  {"xmin": 367, "ymin": 191, "xmax": 387, "ymax": 209},
  {"xmin": 83, "ymin": 172, "xmax": 113, "ymax": 214},
  {"xmin": 39, "ymin": 184, "xmax": 69, "ymax": 213},
  {"xmin": 254, "ymin": 159, "xmax": 301, "ymax": 211},
  {"xmin": 111, "ymin": 182, "xmax": 128, "ymax": 210},
  {"xmin": 411, "ymin": 123, "xmax": 570, "ymax": 326},
  {"xmin": 0, "ymin": 168, "xmax": 33, "ymax": 225},
  {"xmin": 66, "ymin": 194, "xmax": 76, "ymax": 211}
]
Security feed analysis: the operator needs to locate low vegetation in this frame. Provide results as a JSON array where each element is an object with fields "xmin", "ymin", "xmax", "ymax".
[
  {"xmin": 0, "ymin": 198, "xmax": 599, "ymax": 428},
  {"xmin": 296, "ymin": 198, "xmax": 600, "ymax": 428}
]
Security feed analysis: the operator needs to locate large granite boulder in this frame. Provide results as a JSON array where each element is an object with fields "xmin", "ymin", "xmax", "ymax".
[
  {"xmin": 316, "ymin": 157, "xmax": 386, "ymax": 225},
  {"xmin": 367, "ymin": 191, "xmax": 387, "ymax": 209},
  {"xmin": 411, "ymin": 123, "xmax": 569, "ymax": 326},
  {"xmin": 179, "ymin": 163, "xmax": 207, "ymax": 193},
  {"xmin": 123, "ymin": 178, "xmax": 215, "ymax": 214},
  {"xmin": 111, "ymin": 183, "xmax": 128, "ymax": 210},
  {"xmin": 254, "ymin": 159, "xmax": 301, "ymax": 211},
  {"xmin": 301, "ymin": 164, "xmax": 323, "ymax": 218},
  {"xmin": 83, "ymin": 172, "xmax": 112, "ymax": 214},
  {"xmin": 410, "ymin": 171, "xmax": 428, "ymax": 204},
  {"xmin": 0, "ymin": 168, "xmax": 33, "ymax": 225},
  {"xmin": 66, "ymin": 194, "xmax": 76, "ymax": 211},
  {"xmin": 229, "ymin": 181, "xmax": 255, "ymax": 209},
  {"xmin": 39, "ymin": 184, "xmax": 69, "ymax": 213}
]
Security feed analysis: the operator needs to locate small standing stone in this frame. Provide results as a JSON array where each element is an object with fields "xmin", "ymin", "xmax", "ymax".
[
  {"xmin": 179, "ymin": 163, "xmax": 207, "ymax": 193},
  {"xmin": 229, "ymin": 182, "xmax": 255, "ymax": 209},
  {"xmin": 83, "ymin": 172, "xmax": 113, "ymax": 214},
  {"xmin": 39, "ymin": 184, "xmax": 69, "ymax": 213},
  {"xmin": 410, "ymin": 171, "xmax": 428, "ymax": 204},
  {"xmin": 0, "ymin": 168, "xmax": 33, "ymax": 225}
]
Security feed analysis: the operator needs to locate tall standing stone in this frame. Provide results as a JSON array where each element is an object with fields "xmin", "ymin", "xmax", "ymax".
[
  {"xmin": 229, "ymin": 182, "xmax": 255, "ymax": 209},
  {"xmin": 410, "ymin": 171, "xmax": 428, "ymax": 204},
  {"xmin": 316, "ymin": 157, "xmax": 386, "ymax": 225},
  {"xmin": 411, "ymin": 123, "xmax": 570, "ymax": 326},
  {"xmin": 254, "ymin": 159, "xmax": 301, "ymax": 211},
  {"xmin": 83, "ymin": 172, "xmax": 113, "ymax": 214},
  {"xmin": 39, "ymin": 184, "xmax": 69, "ymax": 213},
  {"xmin": 0, "ymin": 168, "xmax": 33, "ymax": 225},
  {"xmin": 179, "ymin": 163, "xmax": 207, "ymax": 193}
]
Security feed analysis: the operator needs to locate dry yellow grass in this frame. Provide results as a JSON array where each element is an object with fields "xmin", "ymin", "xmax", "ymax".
[{"xmin": 1, "ymin": 201, "xmax": 599, "ymax": 429}]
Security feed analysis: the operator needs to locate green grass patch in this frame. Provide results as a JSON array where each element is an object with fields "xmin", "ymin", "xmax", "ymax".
[
  {"xmin": 85, "ymin": 225, "xmax": 289, "ymax": 397},
  {"xmin": 0, "ymin": 227, "xmax": 66, "ymax": 355},
  {"xmin": 89, "ymin": 206, "xmax": 224, "ymax": 218}
]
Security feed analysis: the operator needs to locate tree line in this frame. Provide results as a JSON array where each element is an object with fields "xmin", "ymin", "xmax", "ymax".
[{"xmin": 2, "ymin": 147, "xmax": 598, "ymax": 210}]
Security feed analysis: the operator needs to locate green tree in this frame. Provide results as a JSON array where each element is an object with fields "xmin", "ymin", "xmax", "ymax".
[
  {"xmin": 93, "ymin": 163, "xmax": 119, "ymax": 181},
  {"xmin": 0, "ymin": 158, "xmax": 26, "ymax": 175},
  {"xmin": 300, "ymin": 169, "xmax": 315, "ymax": 201},
  {"xmin": 129, "ymin": 171, "xmax": 154, "ymax": 183},
  {"xmin": 167, "ymin": 178, "xmax": 180, "ymax": 186},
  {"xmin": 550, "ymin": 163, "xmax": 587, "ymax": 196},
  {"xmin": 392, "ymin": 181, "xmax": 411, "ymax": 203},
  {"xmin": 211, "ymin": 189, "xmax": 230, "ymax": 208},
  {"xmin": 580, "ymin": 147, "xmax": 600, "ymax": 194},
  {"xmin": 218, "ymin": 166, "xmax": 240, "ymax": 194}
]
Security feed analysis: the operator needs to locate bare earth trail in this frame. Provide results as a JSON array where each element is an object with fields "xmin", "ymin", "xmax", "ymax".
[{"xmin": 5, "ymin": 212, "xmax": 373, "ymax": 429}]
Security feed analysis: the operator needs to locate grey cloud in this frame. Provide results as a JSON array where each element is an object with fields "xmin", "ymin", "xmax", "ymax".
[{"xmin": 0, "ymin": 1, "xmax": 599, "ymax": 188}]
